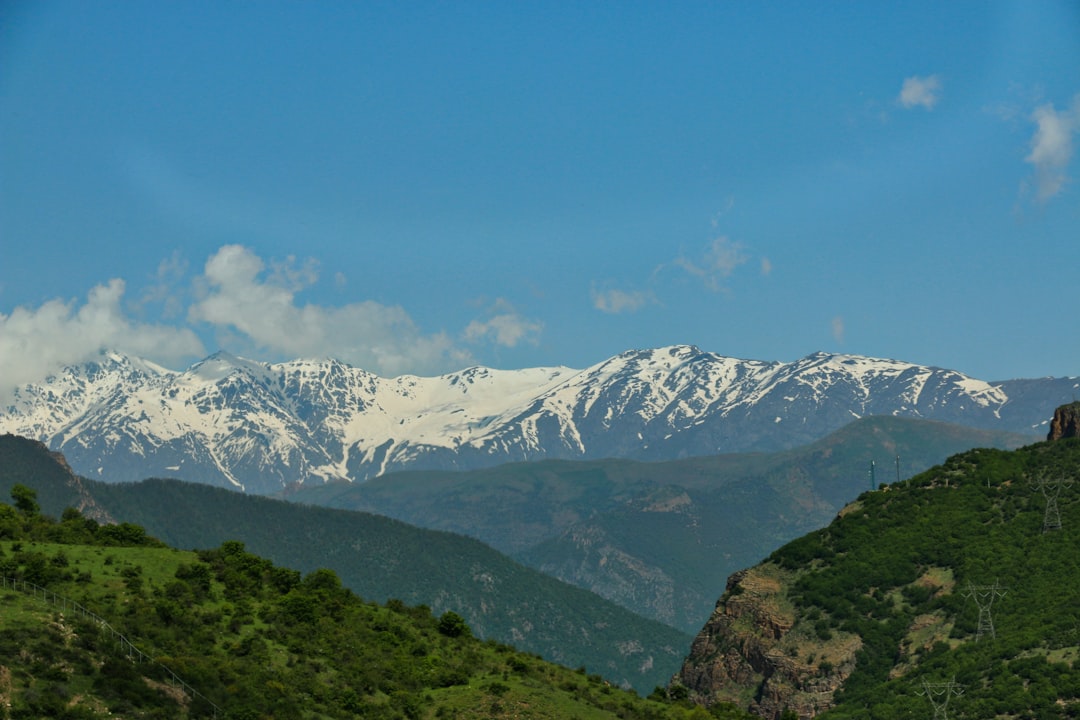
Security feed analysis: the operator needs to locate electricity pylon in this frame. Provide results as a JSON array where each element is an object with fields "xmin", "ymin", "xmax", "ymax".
[
  {"xmin": 1034, "ymin": 475, "xmax": 1072, "ymax": 532},
  {"xmin": 917, "ymin": 677, "xmax": 964, "ymax": 720},
  {"xmin": 962, "ymin": 580, "xmax": 1007, "ymax": 641}
]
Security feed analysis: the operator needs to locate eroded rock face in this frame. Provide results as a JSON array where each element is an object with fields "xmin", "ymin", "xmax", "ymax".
[
  {"xmin": 1047, "ymin": 402, "xmax": 1080, "ymax": 441},
  {"xmin": 673, "ymin": 565, "xmax": 860, "ymax": 720}
]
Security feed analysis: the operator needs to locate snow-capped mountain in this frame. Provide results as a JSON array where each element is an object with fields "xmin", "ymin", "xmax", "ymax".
[{"xmin": 2, "ymin": 346, "xmax": 1076, "ymax": 494}]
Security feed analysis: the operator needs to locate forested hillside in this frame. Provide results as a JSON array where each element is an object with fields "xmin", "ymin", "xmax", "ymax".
[{"xmin": 675, "ymin": 437, "xmax": 1080, "ymax": 719}]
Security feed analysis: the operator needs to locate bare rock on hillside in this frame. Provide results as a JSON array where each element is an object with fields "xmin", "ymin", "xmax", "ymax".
[
  {"xmin": 1047, "ymin": 402, "xmax": 1080, "ymax": 441},
  {"xmin": 673, "ymin": 565, "xmax": 860, "ymax": 720}
]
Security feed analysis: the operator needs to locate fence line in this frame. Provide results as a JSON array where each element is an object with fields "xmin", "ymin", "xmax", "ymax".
[{"xmin": 1, "ymin": 575, "xmax": 221, "ymax": 718}]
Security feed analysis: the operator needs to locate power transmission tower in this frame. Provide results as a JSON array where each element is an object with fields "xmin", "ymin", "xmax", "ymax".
[
  {"xmin": 1034, "ymin": 475, "xmax": 1072, "ymax": 532},
  {"xmin": 962, "ymin": 580, "xmax": 1007, "ymax": 641},
  {"xmin": 917, "ymin": 677, "xmax": 964, "ymax": 720}
]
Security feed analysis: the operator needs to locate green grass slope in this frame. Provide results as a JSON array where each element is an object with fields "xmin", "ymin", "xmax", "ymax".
[
  {"xmin": 677, "ymin": 437, "xmax": 1080, "ymax": 719},
  {"xmin": 0, "ymin": 435, "xmax": 690, "ymax": 694},
  {"xmin": 0, "ymin": 493, "xmax": 756, "ymax": 719}
]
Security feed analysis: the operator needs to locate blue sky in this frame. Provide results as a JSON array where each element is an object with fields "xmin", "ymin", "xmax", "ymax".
[{"xmin": 1, "ymin": 1, "xmax": 1079, "ymax": 395}]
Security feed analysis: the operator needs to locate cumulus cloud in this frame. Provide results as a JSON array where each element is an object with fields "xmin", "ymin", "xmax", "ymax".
[
  {"xmin": 591, "ymin": 285, "xmax": 653, "ymax": 314},
  {"xmin": 187, "ymin": 245, "xmax": 468, "ymax": 376},
  {"xmin": 1025, "ymin": 94, "xmax": 1080, "ymax": 202},
  {"xmin": 674, "ymin": 236, "xmax": 748, "ymax": 291},
  {"xmin": 898, "ymin": 75, "xmax": 942, "ymax": 110},
  {"xmin": 462, "ymin": 299, "xmax": 542, "ymax": 347},
  {"xmin": 0, "ymin": 279, "xmax": 205, "ymax": 401}
]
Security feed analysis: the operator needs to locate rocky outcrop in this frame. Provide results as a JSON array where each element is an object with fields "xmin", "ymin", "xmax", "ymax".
[
  {"xmin": 673, "ymin": 565, "xmax": 860, "ymax": 720},
  {"xmin": 1047, "ymin": 402, "xmax": 1080, "ymax": 441}
]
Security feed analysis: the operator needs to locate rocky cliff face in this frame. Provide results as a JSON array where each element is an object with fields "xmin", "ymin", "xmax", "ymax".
[
  {"xmin": 1047, "ymin": 401, "xmax": 1080, "ymax": 440},
  {"xmin": 673, "ymin": 564, "xmax": 860, "ymax": 720}
]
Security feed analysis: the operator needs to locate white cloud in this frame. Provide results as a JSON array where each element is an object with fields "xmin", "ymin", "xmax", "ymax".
[
  {"xmin": 462, "ymin": 299, "xmax": 542, "ymax": 347},
  {"xmin": 187, "ymin": 245, "xmax": 468, "ymax": 376},
  {"xmin": 2, "ymin": 245, "xmax": 551, "ymax": 393},
  {"xmin": 591, "ymin": 286, "xmax": 652, "ymax": 314},
  {"xmin": 760, "ymin": 257, "xmax": 773, "ymax": 276},
  {"xmin": 1025, "ymin": 94, "xmax": 1080, "ymax": 202},
  {"xmin": 831, "ymin": 316, "xmax": 845, "ymax": 344},
  {"xmin": 674, "ymin": 236, "xmax": 748, "ymax": 291},
  {"xmin": 0, "ymin": 279, "xmax": 205, "ymax": 401},
  {"xmin": 898, "ymin": 75, "xmax": 942, "ymax": 110}
]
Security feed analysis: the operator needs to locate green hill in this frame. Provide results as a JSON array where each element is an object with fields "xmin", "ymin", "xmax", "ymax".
[
  {"xmin": 0, "ymin": 434, "xmax": 690, "ymax": 695},
  {"xmin": 0, "ymin": 487, "xmax": 758, "ymax": 719},
  {"xmin": 674, "ymin": 437, "xmax": 1080, "ymax": 719},
  {"xmin": 286, "ymin": 416, "xmax": 1031, "ymax": 633}
]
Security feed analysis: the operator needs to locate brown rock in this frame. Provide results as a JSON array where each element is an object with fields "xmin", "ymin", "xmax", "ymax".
[
  {"xmin": 673, "ymin": 564, "xmax": 860, "ymax": 719},
  {"xmin": 1047, "ymin": 402, "xmax": 1080, "ymax": 441}
]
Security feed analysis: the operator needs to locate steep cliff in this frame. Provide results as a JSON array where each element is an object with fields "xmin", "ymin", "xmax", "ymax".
[
  {"xmin": 673, "ymin": 564, "xmax": 861, "ymax": 719},
  {"xmin": 1047, "ymin": 400, "xmax": 1080, "ymax": 440}
]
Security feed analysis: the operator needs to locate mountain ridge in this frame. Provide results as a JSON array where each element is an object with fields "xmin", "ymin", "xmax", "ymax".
[{"xmin": 2, "ymin": 346, "xmax": 1075, "ymax": 494}]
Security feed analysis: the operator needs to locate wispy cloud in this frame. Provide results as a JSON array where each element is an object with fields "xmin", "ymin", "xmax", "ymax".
[
  {"xmin": 898, "ymin": 75, "xmax": 942, "ymax": 110},
  {"xmin": 591, "ymin": 285, "xmax": 653, "ymax": 314},
  {"xmin": 0, "ymin": 280, "xmax": 205, "ymax": 402},
  {"xmin": 673, "ymin": 236, "xmax": 748, "ymax": 291},
  {"xmin": 135, "ymin": 251, "xmax": 189, "ymax": 319},
  {"xmin": 832, "ymin": 316, "xmax": 845, "ymax": 344},
  {"xmin": 188, "ymin": 245, "xmax": 467, "ymax": 376},
  {"xmin": 1024, "ymin": 94, "xmax": 1080, "ymax": 202},
  {"xmin": 462, "ymin": 298, "xmax": 542, "ymax": 348}
]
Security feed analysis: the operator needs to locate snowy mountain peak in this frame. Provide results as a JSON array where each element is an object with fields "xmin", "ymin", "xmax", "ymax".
[{"xmin": 1, "ymin": 348, "xmax": 1075, "ymax": 493}]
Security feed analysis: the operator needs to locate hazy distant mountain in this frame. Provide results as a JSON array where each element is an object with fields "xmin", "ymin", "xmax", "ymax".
[
  {"xmin": 288, "ymin": 416, "xmax": 1033, "ymax": 633},
  {"xmin": 1, "ymin": 346, "xmax": 1075, "ymax": 493}
]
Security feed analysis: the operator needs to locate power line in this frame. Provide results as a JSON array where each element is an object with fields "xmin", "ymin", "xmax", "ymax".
[
  {"xmin": 962, "ymin": 580, "xmax": 1007, "ymax": 641},
  {"xmin": 1, "ymin": 575, "xmax": 221, "ymax": 718},
  {"xmin": 1033, "ymin": 474, "xmax": 1072, "ymax": 533},
  {"xmin": 917, "ymin": 677, "xmax": 964, "ymax": 719}
]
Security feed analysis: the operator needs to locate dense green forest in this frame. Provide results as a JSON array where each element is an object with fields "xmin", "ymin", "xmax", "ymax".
[{"xmin": 0, "ymin": 486, "xmax": 754, "ymax": 719}]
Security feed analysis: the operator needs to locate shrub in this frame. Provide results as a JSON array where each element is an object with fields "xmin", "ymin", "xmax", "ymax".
[{"xmin": 437, "ymin": 611, "xmax": 470, "ymax": 638}]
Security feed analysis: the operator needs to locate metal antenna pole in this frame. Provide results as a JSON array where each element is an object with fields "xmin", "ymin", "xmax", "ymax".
[
  {"xmin": 870, "ymin": 460, "xmax": 876, "ymax": 490},
  {"xmin": 962, "ymin": 580, "xmax": 1007, "ymax": 641},
  {"xmin": 917, "ymin": 677, "xmax": 964, "ymax": 720}
]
